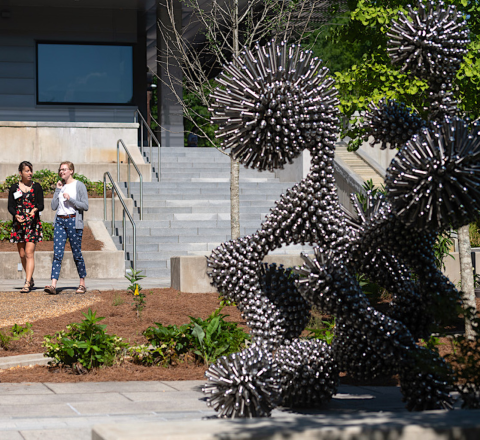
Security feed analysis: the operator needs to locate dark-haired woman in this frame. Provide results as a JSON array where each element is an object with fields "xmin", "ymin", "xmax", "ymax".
[{"xmin": 8, "ymin": 161, "xmax": 44, "ymax": 293}]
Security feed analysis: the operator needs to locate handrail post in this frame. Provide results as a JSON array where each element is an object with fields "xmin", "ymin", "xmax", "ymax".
[
  {"xmin": 122, "ymin": 210, "xmax": 126, "ymax": 251},
  {"xmin": 103, "ymin": 171, "xmax": 136, "ymax": 276},
  {"xmin": 140, "ymin": 174, "xmax": 143, "ymax": 220},
  {"xmin": 103, "ymin": 174, "xmax": 107, "ymax": 221},
  {"xmin": 111, "ymin": 185, "xmax": 115, "ymax": 236},
  {"xmin": 117, "ymin": 140, "xmax": 120, "ymax": 182},
  {"xmin": 127, "ymin": 157, "xmax": 131, "ymax": 198},
  {"xmin": 132, "ymin": 223, "xmax": 136, "ymax": 272}
]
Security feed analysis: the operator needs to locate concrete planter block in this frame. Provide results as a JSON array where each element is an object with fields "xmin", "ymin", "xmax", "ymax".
[
  {"xmin": 171, "ymin": 255, "xmax": 304, "ymax": 293},
  {"xmin": 0, "ymin": 221, "xmax": 125, "ymax": 279}
]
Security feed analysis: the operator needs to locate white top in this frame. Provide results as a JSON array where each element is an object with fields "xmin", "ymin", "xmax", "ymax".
[{"xmin": 57, "ymin": 180, "xmax": 77, "ymax": 216}]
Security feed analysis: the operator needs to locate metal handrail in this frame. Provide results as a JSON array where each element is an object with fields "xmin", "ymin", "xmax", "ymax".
[
  {"xmin": 104, "ymin": 171, "xmax": 137, "ymax": 272},
  {"xmin": 117, "ymin": 139, "xmax": 143, "ymax": 220},
  {"xmin": 134, "ymin": 109, "xmax": 161, "ymax": 182}
]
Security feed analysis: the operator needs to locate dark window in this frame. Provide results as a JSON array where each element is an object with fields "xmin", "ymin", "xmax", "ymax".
[{"xmin": 37, "ymin": 43, "xmax": 133, "ymax": 105}]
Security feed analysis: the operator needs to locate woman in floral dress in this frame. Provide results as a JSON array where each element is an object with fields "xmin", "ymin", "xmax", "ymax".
[{"xmin": 8, "ymin": 161, "xmax": 44, "ymax": 293}]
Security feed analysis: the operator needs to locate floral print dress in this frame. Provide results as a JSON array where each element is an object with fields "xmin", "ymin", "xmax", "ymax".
[{"xmin": 10, "ymin": 183, "xmax": 43, "ymax": 243}]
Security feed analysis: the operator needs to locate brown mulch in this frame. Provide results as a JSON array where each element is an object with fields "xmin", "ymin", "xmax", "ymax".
[
  {"xmin": 0, "ymin": 288, "xmax": 244, "ymax": 382},
  {"xmin": 0, "ymin": 363, "xmax": 208, "ymax": 383},
  {"xmin": 0, "ymin": 226, "xmax": 104, "ymax": 251},
  {"xmin": 0, "ymin": 191, "xmax": 112, "ymax": 199}
]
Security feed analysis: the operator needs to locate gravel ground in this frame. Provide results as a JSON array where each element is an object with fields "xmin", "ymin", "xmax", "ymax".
[{"xmin": 0, "ymin": 289, "xmax": 104, "ymax": 329}]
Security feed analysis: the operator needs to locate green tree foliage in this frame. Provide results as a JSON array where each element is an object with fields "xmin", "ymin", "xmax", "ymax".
[{"xmin": 314, "ymin": 0, "xmax": 480, "ymax": 150}]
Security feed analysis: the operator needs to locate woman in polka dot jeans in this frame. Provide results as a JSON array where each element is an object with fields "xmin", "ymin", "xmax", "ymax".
[{"xmin": 44, "ymin": 161, "xmax": 89, "ymax": 295}]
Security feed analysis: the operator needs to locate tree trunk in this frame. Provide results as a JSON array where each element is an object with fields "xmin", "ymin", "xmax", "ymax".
[
  {"xmin": 229, "ymin": 0, "xmax": 241, "ymax": 240},
  {"xmin": 458, "ymin": 224, "xmax": 477, "ymax": 339},
  {"xmin": 230, "ymin": 158, "xmax": 241, "ymax": 239}
]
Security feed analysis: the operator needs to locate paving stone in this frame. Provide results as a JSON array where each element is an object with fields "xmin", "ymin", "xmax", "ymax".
[
  {"xmin": 44, "ymin": 381, "xmax": 176, "ymax": 395},
  {"xmin": 120, "ymin": 390, "xmax": 203, "ymax": 403},
  {"xmin": 160, "ymin": 380, "xmax": 205, "ymax": 392},
  {"xmin": 0, "ymin": 383, "xmax": 53, "ymax": 395},
  {"xmin": 0, "ymin": 393, "xmax": 131, "ymax": 406},
  {"xmin": 20, "ymin": 428, "xmax": 91, "ymax": 440},
  {"xmin": 0, "ymin": 431, "xmax": 24, "ymax": 440},
  {"xmin": 0, "ymin": 403, "xmax": 77, "ymax": 417}
]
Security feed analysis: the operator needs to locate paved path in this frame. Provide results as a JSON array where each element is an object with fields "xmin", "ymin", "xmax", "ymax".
[
  {"xmin": 0, "ymin": 380, "xmax": 213, "ymax": 440},
  {"xmin": 0, "ymin": 278, "xmax": 170, "ymax": 293},
  {"xmin": 0, "ymin": 379, "xmax": 477, "ymax": 440}
]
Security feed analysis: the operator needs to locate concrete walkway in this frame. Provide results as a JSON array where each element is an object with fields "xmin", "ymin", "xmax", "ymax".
[
  {"xmin": 0, "ymin": 278, "xmax": 170, "ymax": 292},
  {"xmin": 0, "ymin": 378, "xmax": 478, "ymax": 440}
]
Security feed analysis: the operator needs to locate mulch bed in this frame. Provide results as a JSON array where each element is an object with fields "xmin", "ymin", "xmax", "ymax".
[
  {"xmin": 0, "ymin": 226, "xmax": 104, "ymax": 251},
  {"xmin": 0, "ymin": 288, "xmax": 244, "ymax": 383},
  {"xmin": 0, "ymin": 289, "xmax": 478, "ymax": 384}
]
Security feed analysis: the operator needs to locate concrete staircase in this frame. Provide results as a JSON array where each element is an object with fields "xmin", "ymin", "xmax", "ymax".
[
  {"xmin": 109, "ymin": 147, "xmax": 312, "ymax": 278},
  {"xmin": 335, "ymin": 143, "xmax": 384, "ymax": 187}
]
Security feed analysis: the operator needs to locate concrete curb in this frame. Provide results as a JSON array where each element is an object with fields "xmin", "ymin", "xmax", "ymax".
[{"xmin": 0, "ymin": 353, "xmax": 53, "ymax": 369}]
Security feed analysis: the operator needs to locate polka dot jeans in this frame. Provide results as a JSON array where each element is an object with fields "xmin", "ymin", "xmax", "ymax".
[{"xmin": 51, "ymin": 216, "xmax": 87, "ymax": 280}]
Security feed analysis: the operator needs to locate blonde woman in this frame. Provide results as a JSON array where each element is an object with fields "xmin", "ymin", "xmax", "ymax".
[{"xmin": 44, "ymin": 161, "xmax": 89, "ymax": 295}]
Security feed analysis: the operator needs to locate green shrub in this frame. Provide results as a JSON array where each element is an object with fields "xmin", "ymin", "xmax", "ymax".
[
  {"xmin": 43, "ymin": 309, "xmax": 128, "ymax": 370},
  {"xmin": 0, "ymin": 169, "xmax": 110, "ymax": 196},
  {"xmin": 0, "ymin": 220, "xmax": 13, "ymax": 241},
  {"xmin": 305, "ymin": 316, "xmax": 336, "ymax": 345},
  {"xmin": 11, "ymin": 322, "xmax": 33, "ymax": 339},
  {"xmin": 0, "ymin": 220, "xmax": 54, "ymax": 241},
  {"xmin": 136, "ymin": 306, "xmax": 250, "ymax": 366},
  {"xmin": 189, "ymin": 307, "xmax": 250, "ymax": 365},
  {"xmin": 0, "ymin": 322, "xmax": 34, "ymax": 349},
  {"xmin": 0, "ymin": 331, "xmax": 12, "ymax": 350}
]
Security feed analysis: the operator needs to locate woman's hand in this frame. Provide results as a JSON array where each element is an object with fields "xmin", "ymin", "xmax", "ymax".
[
  {"xmin": 15, "ymin": 215, "xmax": 25, "ymax": 223},
  {"xmin": 27, "ymin": 208, "xmax": 37, "ymax": 219},
  {"xmin": 56, "ymin": 181, "xmax": 63, "ymax": 189},
  {"xmin": 63, "ymin": 193, "xmax": 70, "ymax": 201}
]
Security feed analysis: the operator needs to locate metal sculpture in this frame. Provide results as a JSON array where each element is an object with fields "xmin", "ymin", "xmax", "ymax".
[{"xmin": 202, "ymin": 0, "xmax": 477, "ymax": 417}]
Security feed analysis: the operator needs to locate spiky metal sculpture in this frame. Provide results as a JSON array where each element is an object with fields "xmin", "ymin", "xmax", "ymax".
[{"xmin": 203, "ymin": 0, "xmax": 477, "ymax": 417}]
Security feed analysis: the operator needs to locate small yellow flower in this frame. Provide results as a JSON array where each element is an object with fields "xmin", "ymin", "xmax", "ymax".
[{"xmin": 134, "ymin": 285, "xmax": 139, "ymax": 296}]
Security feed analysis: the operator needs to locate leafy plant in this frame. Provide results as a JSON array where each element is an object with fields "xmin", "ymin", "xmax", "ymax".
[
  {"xmin": 11, "ymin": 322, "xmax": 33, "ymax": 339},
  {"xmin": 0, "ymin": 322, "xmax": 34, "ymax": 350},
  {"xmin": 433, "ymin": 232, "xmax": 455, "ymax": 270},
  {"xmin": 420, "ymin": 335, "xmax": 443, "ymax": 355},
  {"xmin": 305, "ymin": 316, "xmax": 336, "ymax": 345},
  {"xmin": 189, "ymin": 307, "xmax": 249, "ymax": 365},
  {"xmin": 0, "ymin": 220, "xmax": 54, "ymax": 242},
  {"xmin": 356, "ymin": 179, "xmax": 386, "ymax": 211},
  {"xmin": 0, "ymin": 169, "xmax": 110, "ymax": 196},
  {"xmin": 470, "ymin": 221, "xmax": 480, "ymax": 248},
  {"xmin": 125, "ymin": 270, "xmax": 146, "ymax": 315},
  {"xmin": 140, "ymin": 306, "xmax": 250, "ymax": 366},
  {"xmin": 0, "ymin": 220, "xmax": 13, "ymax": 241},
  {"xmin": 0, "ymin": 331, "xmax": 12, "ymax": 350},
  {"xmin": 43, "ymin": 309, "xmax": 127, "ymax": 371}
]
